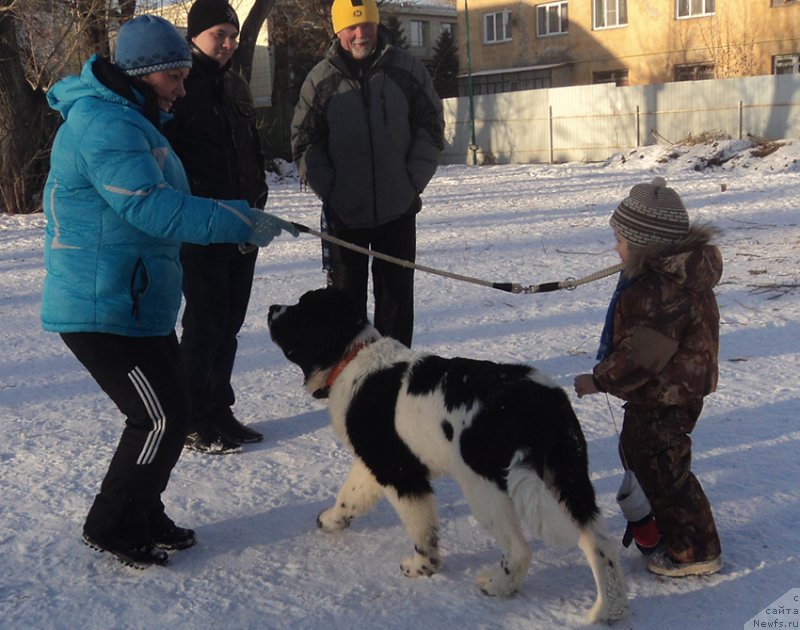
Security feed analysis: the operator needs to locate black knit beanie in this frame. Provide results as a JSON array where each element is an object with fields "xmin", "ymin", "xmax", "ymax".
[{"xmin": 187, "ymin": 0, "xmax": 240, "ymax": 39}]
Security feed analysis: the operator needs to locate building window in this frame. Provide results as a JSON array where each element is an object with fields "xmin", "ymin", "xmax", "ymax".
[
  {"xmin": 771, "ymin": 0, "xmax": 799, "ymax": 6},
  {"xmin": 410, "ymin": 20, "xmax": 428, "ymax": 48},
  {"xmin": 441, "ymin": 23, "xmax": 455, "ymax": 36},
  {"xmin": 677, "ymin": 0, "xmax": 715, "ymax": 18},
  {"xmin": 593, "ymin": 69, "xmax": 629, "ymax": 86},
  {"xmin": 675, "ymin": 63, "xmax": 715, "ymax": 81},
  {"xmin": 460, "ymin": 68, "xmax": 552, "ymax": 97},
  {"xmin": 484, "ymin": 10, "xmax": 512, "ymax": 43},
  {"xmin": 537, "ymin": 2, "xmax": 568, "ymax": 37},
  {"xmin": 774, "ymin": 54, "xmax": 800, "ymax": 74},
  {"xmin": 594, "ymin": 0, "xmax": 627, "ymax": 29}
]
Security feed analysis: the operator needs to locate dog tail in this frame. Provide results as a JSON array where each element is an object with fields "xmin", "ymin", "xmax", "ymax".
[
  {"xmin": 508, "ymin": 386, "xmax": 600, "ymax": 530},
  {"xmin": 506, "ymin": 449, "xmax": 581, "ymax": 548},
  {"xmin": 507, "ymin": 452, "xmax": 627, "ymax": 622},
  {"xmin": 506, "ymin": 385, "xmax": 627, "ymax": 622}
]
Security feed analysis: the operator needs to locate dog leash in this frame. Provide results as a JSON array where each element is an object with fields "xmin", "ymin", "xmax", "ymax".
[{"xmin": 290, "ymin": 222, "xmax": 623, "ymax": 294}]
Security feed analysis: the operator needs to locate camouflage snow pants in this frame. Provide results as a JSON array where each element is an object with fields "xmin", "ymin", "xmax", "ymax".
[{"xmin": 620, "ymin": 400, "xmax": 722, "ymax": 562}]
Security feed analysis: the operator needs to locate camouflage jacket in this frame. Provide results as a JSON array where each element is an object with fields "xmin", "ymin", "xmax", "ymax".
[{"xmin": 593, "ymin": 225, "xmax": 722, "ymax": 407}]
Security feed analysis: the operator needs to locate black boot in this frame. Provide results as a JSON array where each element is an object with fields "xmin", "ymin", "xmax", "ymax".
[
  {"xmin": 184, "ymin": 428, "xmax": 241, "ymax": 454},
  {"xmin": 83, "ymin": 531, "xmax": 168, "ymax": 569},
  {"xmin": 213, "ymin": 410, "xmax": 264, "ymax": 444},
  {"xmin": 150, "ymin": 512, "xmax": 196, "ymax": 551}
]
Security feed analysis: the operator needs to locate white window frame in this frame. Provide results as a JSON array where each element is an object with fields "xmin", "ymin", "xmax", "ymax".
[
  {"xmin": 537, "ymin": 1, "xmax": 568, "ymax": 37},
  {"xmin": 483, "ymin": 10, "xmax": 512, "ymax": 44},
  {"xmin": 593, "ymin": 0, "xmax": 627, "ymax": 30},
  {"xmin": 774, "ymin": 54, "xmax": 800, "ymax": 74},
  {"xmin": 676, "ymin": 0, "xmax": 715, "ymax": 19},
  {"xmin": 410, "ymin": 20, "xmax": 426, "ymax": 48}
]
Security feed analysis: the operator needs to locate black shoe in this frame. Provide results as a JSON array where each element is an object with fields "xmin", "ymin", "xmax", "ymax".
[
  {"xmin": 83, "ymin": 532, "xmax": 168, "ymax": 569},
  {"xmin": 214, "ymin": 413, "xmax": 264, "ymax": 444},
  {"xmin": 150, "ymin": 513, "xmax": 197, "ymax": 551},
  {"xmin": 184, "ymin": 429, "xmax": 241, "ymax": 454}
]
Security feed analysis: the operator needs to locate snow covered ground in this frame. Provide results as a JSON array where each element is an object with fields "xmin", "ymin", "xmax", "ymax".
[{"xmin": 1, "ymin": 138, "xmax": 799, "ymax": 629}]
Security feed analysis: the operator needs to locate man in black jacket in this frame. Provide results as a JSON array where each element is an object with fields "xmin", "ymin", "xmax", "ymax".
[{"xmin": 167, "ymin": 0, "xmax": 267, "ymax": 453}]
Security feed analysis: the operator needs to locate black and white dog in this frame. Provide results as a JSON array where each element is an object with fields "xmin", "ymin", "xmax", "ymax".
[{"xmin": 268, "ymin": 288, "xmax": 626, "ymax": 623}]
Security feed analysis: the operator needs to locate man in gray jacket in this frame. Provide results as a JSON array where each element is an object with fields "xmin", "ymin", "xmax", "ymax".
[{"xmin": 291, "ymin": 0, "xmax": 444, "ymax": 347}]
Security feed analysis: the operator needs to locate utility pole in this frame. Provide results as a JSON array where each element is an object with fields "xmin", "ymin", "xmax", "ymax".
[{"xmin": 463, "ymin": 0, "xmax": 478, "ymax": 165}]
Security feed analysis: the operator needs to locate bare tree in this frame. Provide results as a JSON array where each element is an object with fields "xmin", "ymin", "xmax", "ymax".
[
  {"xmin": 0, "ymin": 0, "xmax": 280, "ymax": 213},
  {"xmin": 0, "ymin": 0, "xmax": 59, "ymax": 214},
  {"xmin": 258, "ymin": 0, "xmax": 331, "ymax": 159},
  {"xmin": 232, "ymin": 0, "xmax": 277, "ymax": 82},
  {"xmin": 0, "ymin": 0, "xmax": 133, "ymax": 213},
  {"xmin": 698, "ymin": 3, "xmax": 757, "ymax": 79}
]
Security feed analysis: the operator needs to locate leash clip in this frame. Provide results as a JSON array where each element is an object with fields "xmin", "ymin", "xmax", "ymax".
[{"xmin": 561, "ymin": 277, "xmax": 578, "ymax": 291}]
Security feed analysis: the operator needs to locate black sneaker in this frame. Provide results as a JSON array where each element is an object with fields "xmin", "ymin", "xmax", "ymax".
[
  {"xmin": 151, "ymin": 514, "xmax": 197, "ymax": 551},
  {"xmin": 184, "ymin": 429, "xmax": 241, "ymax": 454},
  {"xmin": 214, "ymin": 413, "xmax": 264, "ymax": 444},
  {"xmin": 83, "ymin": 532, "xmax": 168, "ymax": 569}
]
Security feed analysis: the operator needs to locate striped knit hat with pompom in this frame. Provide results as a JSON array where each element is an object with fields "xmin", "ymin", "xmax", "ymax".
[{"xmin": 610, "ymin": 176, "xmax": 689, "ymax": 246}]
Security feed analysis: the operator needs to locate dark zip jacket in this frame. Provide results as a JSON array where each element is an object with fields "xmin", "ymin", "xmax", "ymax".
[
  {"xmin": 166, "ymin": 46, "xmax": 268, "ymax": 209},
  {"xmin": 291, "ymin": 30, "xmax": 444, "ymax": 229}
]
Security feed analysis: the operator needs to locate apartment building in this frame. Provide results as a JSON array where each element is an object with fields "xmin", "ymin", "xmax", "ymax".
[
  {"xmin": 457, "ymin": 0, "xmax": 800, "ymax": 95},
  {"xmin": 382, "ymin": 1, "xmax": 458, "ymax": 66}
]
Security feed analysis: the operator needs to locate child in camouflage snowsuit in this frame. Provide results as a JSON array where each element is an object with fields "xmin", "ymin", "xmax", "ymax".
[{"xmin": 574, "ymin": 176, "xmax": 723, "ymax": 577}]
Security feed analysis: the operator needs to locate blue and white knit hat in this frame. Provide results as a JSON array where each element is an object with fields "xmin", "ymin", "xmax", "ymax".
[
  {"xmin": 610, "ymin": 176, "xmax": 689, "ymax": 246},
  {"xmin": 115, "ymin": 15, "xmax": 193, "ymax": 77}
]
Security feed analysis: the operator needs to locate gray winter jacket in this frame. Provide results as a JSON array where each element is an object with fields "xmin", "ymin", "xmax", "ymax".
[{"xmin": 291, "ymin": 32, "xmax": 444, "ymax": 229}]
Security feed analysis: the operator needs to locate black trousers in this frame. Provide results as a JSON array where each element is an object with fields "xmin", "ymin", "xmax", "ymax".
[
  {"xmin": 179, "ymin": 243, "xmax": 258, "ymax": 430},
  {"xmin": 61, "ymin": 331, "xmax": 189, "ymax": 547},
  {"xmin": 328, "ymin": 213, "xmax": 416, "ymax": 347}
]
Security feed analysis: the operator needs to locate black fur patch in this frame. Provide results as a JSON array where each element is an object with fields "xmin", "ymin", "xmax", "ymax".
[
  {"xmin": 464, "ymin": 380, "xmax": 598, "ymax": 525},
  {"xmin": 408, "ymin": 356, "xmax": 531, "ymax": 412},
  {"xmin": 345, "ymin": 363, "xmax": 433, "ymax": 499},
  {"xmin": 408, "ymin": 355, "xmax": 600, "ymax": 524},
  {"xmin": 441, "ymin": 420, "xmax": 453, "ymax": 441}
]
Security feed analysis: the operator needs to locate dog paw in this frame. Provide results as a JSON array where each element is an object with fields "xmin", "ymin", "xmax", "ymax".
[
  {"xmin": 400, "ymin": 553, "xmax": 441, "ymax": 578},
  {"xmin": 316, "ymin": 508, "xmax": 352, "ymax": 531},
  {"xmin": 476, "ymin": 566, "xmax": 517, "ymax": 598}
]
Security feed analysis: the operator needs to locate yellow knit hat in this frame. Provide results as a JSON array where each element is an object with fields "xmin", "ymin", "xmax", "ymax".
[{"xmin": 331, "ymin": 0, "xmax": 379, "ymax": 34}]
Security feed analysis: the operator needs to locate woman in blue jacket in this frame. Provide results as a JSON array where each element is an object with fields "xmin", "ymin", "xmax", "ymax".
[{"xmin": 42, "ymin": 15, "xmax": 296, "ymax": 569}]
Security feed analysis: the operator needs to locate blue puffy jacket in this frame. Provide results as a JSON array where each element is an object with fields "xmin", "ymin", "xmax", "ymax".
[{"xmin": 42, "ymin": 55, "xmax": 255, "ymax": 337}]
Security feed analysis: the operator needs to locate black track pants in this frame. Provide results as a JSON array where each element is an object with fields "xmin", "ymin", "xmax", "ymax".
[{"xmin": 61, "ymin": 331, "xmax": 190, "ymax": 547}]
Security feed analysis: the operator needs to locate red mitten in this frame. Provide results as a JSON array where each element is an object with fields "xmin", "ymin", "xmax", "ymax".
[{"xmin": 622, "ymin": 514, "xmax": 661, "ymax": 554}]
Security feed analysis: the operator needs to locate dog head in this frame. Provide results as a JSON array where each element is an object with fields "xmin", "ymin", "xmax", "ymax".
[{"xmin": 268, "ymin": 287, "xmax": 377, "ymax": 398}]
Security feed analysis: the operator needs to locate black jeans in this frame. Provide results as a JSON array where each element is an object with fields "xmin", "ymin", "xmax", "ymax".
[
  {"xmin": 61, "ymin": 331, "xmax": 189, "ymax": 547},
  {"xmin": 328, "ymin": 213, "xmax": 416, "ymax": 347},
  {"xmin": 179, "ymin": 243, "xmax": 257, "ymax": 430}
]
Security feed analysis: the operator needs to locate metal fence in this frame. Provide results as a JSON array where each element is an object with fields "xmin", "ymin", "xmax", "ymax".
[{"xmin": 440, "ymin": 74, "xmax": 800, "ymax": 165}]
